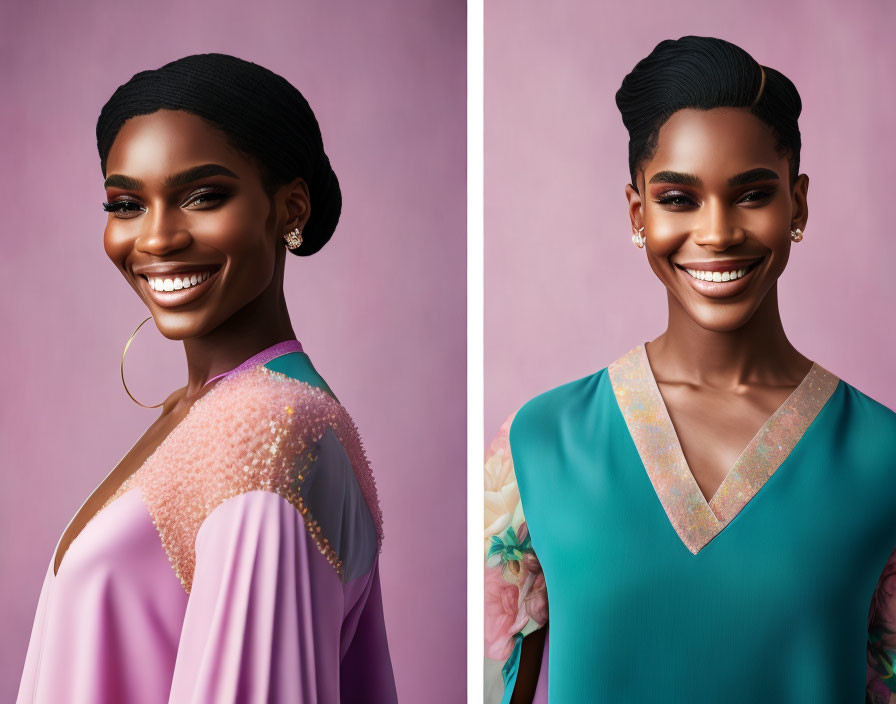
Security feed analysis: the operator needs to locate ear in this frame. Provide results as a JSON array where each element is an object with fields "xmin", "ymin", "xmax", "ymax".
[
  {"xmin": 624, "ymin": 172, "xmax": 644, "ymax": 233},
  {"xmin": 790, "ymin": 172, "xmax": 808, "ymax": 233},
  {"xmin": 280, "ymin": 177, "xmax": 311, "ymax": 232}
]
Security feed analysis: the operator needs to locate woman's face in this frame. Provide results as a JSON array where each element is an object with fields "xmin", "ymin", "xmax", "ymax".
[
  {"xmin": 625, "ymin": 107, "xmax": 809, "ymax": 332},
  {"xmin": 103, "ymin": 108, "xmax": 308, "ymax": 340}
]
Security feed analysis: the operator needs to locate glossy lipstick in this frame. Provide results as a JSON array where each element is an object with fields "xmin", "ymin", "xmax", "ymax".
[
  {"xmin": 674, "ymin": 256, "xmax": 764, "ymax": 299},
  {"xmin": 139, "ymin": 267, "xmax": 222, "ymax": 309}
]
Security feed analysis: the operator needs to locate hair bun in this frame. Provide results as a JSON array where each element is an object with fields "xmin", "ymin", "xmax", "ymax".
[{"xmin": 297, "ymin": 150, "xmax": 341, "ymax": 256}]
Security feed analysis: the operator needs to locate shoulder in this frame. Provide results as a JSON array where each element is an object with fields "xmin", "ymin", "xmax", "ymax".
[
  {"xmin": 193, "ymin": 353, "xmax": 351, "ymax": 463},
  {"xmin": 836, "ymin": 377, "xmax": 896, "ymax": 426},
  {"xmin": 201, "ymin": 351, "xmax": 350, "ymax": 459},
  {"xmin": 833, "ymin": 377, "xmax": 896, "ymax": 456},
  {"xmin": 261, "ymin": 351, "xmax": 337, "ymax": 401},
  {"xmin": 509, "ymin": 366, "xmax": 609, "ymax": 448},
  {"xmin": 137, "ymin": 354, "xmax": 383, "ymax": 591}
]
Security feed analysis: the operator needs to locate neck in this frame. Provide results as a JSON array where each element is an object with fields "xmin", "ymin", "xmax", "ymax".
[
  {"xmin": 181, "ymin": 274, "xmax": 297, "ymax": 402},
  {"xmin": 647, "ymin": 282, "xmax": 812, "ymax": 389}
]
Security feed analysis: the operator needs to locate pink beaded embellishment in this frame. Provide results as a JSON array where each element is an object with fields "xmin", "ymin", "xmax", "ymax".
[{"xmin": 98, "ymin": 364, "xmax": 383, "ymax": 592}]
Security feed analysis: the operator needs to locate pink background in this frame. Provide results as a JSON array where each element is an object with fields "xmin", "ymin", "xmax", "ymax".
[
  {"xmin": 0, "ymin": 1, "xmax": 465, "ymax": 701},
  {"xmin": 485, "ymin": 0, "xmax": 896, "ymax": 439}
]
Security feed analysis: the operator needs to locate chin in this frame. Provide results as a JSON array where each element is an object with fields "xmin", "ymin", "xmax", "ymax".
[
  {"xmin": 149, "ymin": 311, "xmax": 213, "ymax": 341},
  {"xmin": 686, "ymin": 302, "xmax": 760, "ymax": 333}
]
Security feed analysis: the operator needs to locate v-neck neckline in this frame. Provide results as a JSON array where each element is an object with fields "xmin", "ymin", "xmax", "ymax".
[
  {"xmin": 607, "ymin": 342, "xmax": 840, "ymax": 555},
  {"xmin": 51, "ymin": 339, "xmax": 305, "ymax": 578}
]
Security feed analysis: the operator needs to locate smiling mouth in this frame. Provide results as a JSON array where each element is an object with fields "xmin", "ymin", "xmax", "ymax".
[
  {"xmin": 140, "ymin": 265, "xmax": 222, "ymax": 291},
  {"xmin": 674, "ymin": 257, "xmax": 764, "ymax": 283},
  {"xmin": 139, "ymin": 265, "xmax": 223, "ymax": 309}
]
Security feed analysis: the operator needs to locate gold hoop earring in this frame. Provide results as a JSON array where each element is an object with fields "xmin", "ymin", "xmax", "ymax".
[
  {"xmin": 790, "ymin": 228, "xmax": 803, "ymax": 242},
  {"xmin": 284, "ymin": 226, "xmax": 303, "ymax": 251},
  {"xmin": 632, "ymin": 226, "xmax": 646, "ymax": 248},
  {"xmin": 121, "ymin": 316, "xmax": 165, "ymax": 408}
]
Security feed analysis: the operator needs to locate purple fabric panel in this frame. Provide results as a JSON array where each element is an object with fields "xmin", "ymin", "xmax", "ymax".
[
  {"xmin": 532, "ymin": 629, "xmax": 549, "ymax": 703},
  {"xmin": 303, "ymin": 427, "xmax": 379, "ymax": 581},
  {"xmin": 202, "ymin": 339, "xmax": 305, "ymax": 388},
  {"xmin": 168, "ymin": 489, "xmax": 392, "ymax": 702},
  {"xmin": 339, "ymin": 558, "xmax": 399, "ymax": 703}
]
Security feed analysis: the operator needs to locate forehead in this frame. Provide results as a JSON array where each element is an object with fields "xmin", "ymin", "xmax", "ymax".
[
  {"xmin": 105, "ymin": 108, "xmax": 247, "ymax": 178},
  {"xmin": 647, "ymin": 107, "xmax": 783, "ymax": 179}
]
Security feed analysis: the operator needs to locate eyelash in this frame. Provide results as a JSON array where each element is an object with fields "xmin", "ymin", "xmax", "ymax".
[
  {"xmin": 655, "ymin": 189, "xmax": 775, "ymax": 207},
  {"xmin": 102, "ymin": 189, "xmax": 229, "ymax": 216}
]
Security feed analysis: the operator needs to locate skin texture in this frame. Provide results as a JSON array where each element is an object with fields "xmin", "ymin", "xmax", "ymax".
[
  {"xmin": 512, "ymin": 106, "xmax": 812, "ymax": 700},
  {"xmin": 52, "ymin": 108, "xmax": 312, "ymax": 575},
  {"xmin": 509, "ymin": 626, "xmax": 547, "ymax": 704}
]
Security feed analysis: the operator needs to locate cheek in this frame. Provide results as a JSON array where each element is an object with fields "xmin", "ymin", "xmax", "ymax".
[
  {"xmin": 645, "ymin": 251, "xmax": 677, "ymax": 288},
  {"xmin": 206, "ymin": 199, "xmax": 279, "ymax": 295},
  {"xmin": 644, "ymin": 216, "xmax": 690, "ymax": 257},
  {"xmin": 752, "ymin": 201, "xmax": 791, "ymax": 246},
  {"xmin": 199, "ymin": 198, "xmax": 272, "ymax": 259},
  {"xmin": 103, "ymin": 222, "xmax": 133, "ymax": 264}
]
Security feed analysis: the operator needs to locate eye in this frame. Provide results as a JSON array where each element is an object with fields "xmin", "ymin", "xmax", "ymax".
[
  {"xmin": 102, "ymin": 199, "xmax": 143, "ymax": 219},
  {"xmin": 740, "ymin": 189, "xmax": 776, "ymax": 203},
  {"xmin": 183, "ymin": 188, "xmax": 229, "ymax": 208},
  {"xmin": 655, "ymin": 192, "xmax": 696, "ymax": 207}
]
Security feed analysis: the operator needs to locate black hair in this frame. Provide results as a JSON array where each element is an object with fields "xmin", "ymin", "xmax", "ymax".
[
  {"xmin": 96, "ymin": 53, "xmax": 340, "ymax": 256},
  {"xmin": 615, "ymin": 35, "xmax": 802, "ymax": 193}
]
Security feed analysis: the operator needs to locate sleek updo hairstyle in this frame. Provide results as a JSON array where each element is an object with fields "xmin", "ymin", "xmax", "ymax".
[
  {"xmin": 615, "ymin": 35, "xmax": 802, "ymax": 193},
  {"xmin": 96, "ymin": 53, "xmax": 340, "ymax": 256}
]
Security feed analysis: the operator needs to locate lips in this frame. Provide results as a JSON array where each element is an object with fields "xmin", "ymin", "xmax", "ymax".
[
  {"xmin": 674, "ymin": 256, "xmax": 765, "ymax": 299},
  {"xmin": 140, "ymin": 265, "xmax": 222, "ymax": 309}
]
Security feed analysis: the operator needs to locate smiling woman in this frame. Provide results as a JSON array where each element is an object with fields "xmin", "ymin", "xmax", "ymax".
[
  {"xmin": 485, "ymin": 35, "xmax": 896, "ymax": 704},
  {"xmin": 16, "ymin": 53, "xmax": 397, "ymax": 703}
]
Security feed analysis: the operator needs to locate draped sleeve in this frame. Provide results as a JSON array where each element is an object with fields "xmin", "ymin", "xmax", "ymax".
[
  {"xmin": 484, "ymin": 411, "xmax": 549, "ymax": 704},
  {"xmin": 867, "ymin": 546, "xmax": 896, "ymax": 703},
  {"xmin": 168, "ymin": 488, "xmax": 345, "ymax": 701}
]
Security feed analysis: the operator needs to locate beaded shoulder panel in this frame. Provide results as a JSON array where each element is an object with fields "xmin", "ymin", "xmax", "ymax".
[{"xmin": 98, "ymin": 364, "xmax": 383, "ymax": 592}]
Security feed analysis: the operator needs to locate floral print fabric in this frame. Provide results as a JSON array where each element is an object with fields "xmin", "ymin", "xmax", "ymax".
[
  {"xmin": 868, "ymin": 546, "xmax": 896, "ymax": 702},
  {"xmin": 484, "ymin": 412, "xmax": 548, "ymax": 691}
]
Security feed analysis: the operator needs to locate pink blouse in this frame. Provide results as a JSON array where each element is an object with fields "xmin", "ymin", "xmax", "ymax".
[{"xmin": 17, "ymin": 340, "xmax": 397, "ymax": 703}]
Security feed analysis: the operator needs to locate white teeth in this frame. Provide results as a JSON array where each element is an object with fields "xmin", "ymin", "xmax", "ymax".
[
  {"xmin": 684, "ymin": 266, "xmax": 749, "ymax": 282},
  {"xmin": 148, "ymin": 270, "xmax": 212, "ymax": 292}
]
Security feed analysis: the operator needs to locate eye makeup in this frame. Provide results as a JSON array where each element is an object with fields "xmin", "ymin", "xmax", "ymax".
[
  {"xmin": 102, "ymin": 187, "xmax": 231, "ymax": 217},
  {"xmin": 653, "ymin": 188, "xmax": 776, "ymax": 208}
]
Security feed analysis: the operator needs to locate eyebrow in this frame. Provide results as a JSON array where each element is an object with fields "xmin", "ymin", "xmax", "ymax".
[
  {"xmin": 103, "ymin": 163, "xmax": 240, "ymax": 191},
  {"xmin": 647, "ymin": 167, "xmax": 780, "ymax": 188}
]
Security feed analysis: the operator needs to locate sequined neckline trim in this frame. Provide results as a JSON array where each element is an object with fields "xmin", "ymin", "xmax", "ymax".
[
  {"xmin": 203, "ymin": 338, "xmax": 304, "ymax": 387},
  {"xmin": 607, "ymin": 343, "xmax": 840, "ymax": 555}
]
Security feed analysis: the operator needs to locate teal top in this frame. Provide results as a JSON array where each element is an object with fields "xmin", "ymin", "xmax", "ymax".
[
  {"xmin": 264, "ymin": 351, "xmax": 337, "ymax": 401},
  {"xmin": 484, "ymin": 343, "xmax": 896, "ymax": 703}
]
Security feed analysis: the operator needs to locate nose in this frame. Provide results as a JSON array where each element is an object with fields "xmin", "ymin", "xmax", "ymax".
[
  {"xmin": 692, "ymin": 196, "xmax": 746, "ymax": 250},
  {"xmin": 135, "ymin": 204, "xmax": 192, "ymax": 254}
]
